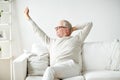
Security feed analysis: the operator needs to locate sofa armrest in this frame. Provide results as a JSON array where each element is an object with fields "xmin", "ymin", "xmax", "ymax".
[{"xmin": 13, "ymin": 53, "xmax": 29, "ymax": 80}]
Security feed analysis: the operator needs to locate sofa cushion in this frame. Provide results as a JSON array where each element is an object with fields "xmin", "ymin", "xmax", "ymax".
[
  {"xmin": 26, "ymin": 76, "xmax": 42, "ymax": 80},
  {"xmin": 26, "ymin": 76, "xmax": 84, "ymax": 80},
  {"xmin": 106, "ymin": 39, "xmax": 120, "ymax": 71},
  {"xmin": 27, "ymin": 54, "xmax": 48, "ymax": 76},
  {"xmin": 63, "ymin": 76, "xmax": 84, "ymax": 80},
  {"xmin": 82, "ymin": 41, "xmax": 113, "ymax": 71},
  {"xmin": 27, "ymin": 43, "xmax": 49, "ymax": 76},
  {"xmin": 84, "ymin": 70, "xmax": 120, "ymax": 80},
  {"xmin": 26, "ymin": 76, "xmax": 59, "ymax": 80}
]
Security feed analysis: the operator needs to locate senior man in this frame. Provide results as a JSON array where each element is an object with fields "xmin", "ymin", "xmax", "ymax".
[{"xmin": 24, "ymin": 7, "xmax": 93, "ymax": 80}]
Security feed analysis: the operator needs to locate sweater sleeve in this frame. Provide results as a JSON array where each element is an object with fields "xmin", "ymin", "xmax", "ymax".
[
  {"xmin": 28, "ymin": 17, "xmax": 51, "ymax": 46},
  {"xmin": 75, "ymin": 22, "xmax": 93, "ymax": 42}
]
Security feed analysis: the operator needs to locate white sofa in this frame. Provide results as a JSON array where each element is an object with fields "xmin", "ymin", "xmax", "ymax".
[{"xmin": 13, "ymin": 40, "xmax": 120, "ymax": 80}]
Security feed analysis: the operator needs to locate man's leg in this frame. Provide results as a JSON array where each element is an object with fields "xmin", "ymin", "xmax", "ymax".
[
  {"xmin": 42, "ymin": 67, "xmax": 56, "ymax": 80},
  {"xmin": 53, "ymin": 60, "xmax": 80, "ymax": 79},
  {"xmin": 42, "ymin": 60, "xmax": 80, "ymax": 80}
]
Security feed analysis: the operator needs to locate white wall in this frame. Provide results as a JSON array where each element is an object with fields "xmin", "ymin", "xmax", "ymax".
[{"xmin": 13, "ymin": 0, "xmax": 120, "ymax": 58}]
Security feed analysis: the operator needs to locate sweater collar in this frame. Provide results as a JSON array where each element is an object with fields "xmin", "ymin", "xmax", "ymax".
[{"xmin": 57, "ymin": 36, "xmax": 72, "ymax": 39}]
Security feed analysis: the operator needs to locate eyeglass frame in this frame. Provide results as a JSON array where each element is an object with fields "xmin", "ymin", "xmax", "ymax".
[{"xmin": 55, "ymin": 26, "xmax": 69, "ymax": 30}]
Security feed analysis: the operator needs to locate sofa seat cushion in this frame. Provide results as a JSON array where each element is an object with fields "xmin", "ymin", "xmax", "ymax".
[
  {"xmin": 26, "ymin": 76, "xmax": 59, "ymax": 80},
  {"xmin": 84, "ymin": 70, "xmax": 120, "ymax": 80},
  {"xmin": 63, "ymin": 76, "xmax": 84, "ymax": 80},
  {"xmin": 26, "ymin": 76, "xmax": 42, "ymax": 80}
]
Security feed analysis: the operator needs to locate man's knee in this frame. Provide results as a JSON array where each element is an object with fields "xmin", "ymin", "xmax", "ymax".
[
  {"xmin": 43, "ymin": 67, "xmax": 56, "ymax": 80},
  {"xmin": 46, "ymin": 67, "xmax": 54, "ymax": 70},
  {"xmin": 45, "ymin": 67, "xmax": 55, "ymax": 74}
]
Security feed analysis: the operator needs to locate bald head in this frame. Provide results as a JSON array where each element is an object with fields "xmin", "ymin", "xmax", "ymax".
[{"xmin": 57, "ymin": 20, "xmax": 72, "ymax": 31}]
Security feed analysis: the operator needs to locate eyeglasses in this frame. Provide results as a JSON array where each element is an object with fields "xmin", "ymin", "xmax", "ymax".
[{"xmin": 55, "ymin": 26, "xmax": 67, "ymax": 30}]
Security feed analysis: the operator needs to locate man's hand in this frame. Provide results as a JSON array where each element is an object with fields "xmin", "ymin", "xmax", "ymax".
[
  {"xmin": 24, "ymin": 7, "xmax": 30, "ymax": 20},
  {"xmin": 72, "ymin": 26, "xmax": 77, "ymax": 32}
]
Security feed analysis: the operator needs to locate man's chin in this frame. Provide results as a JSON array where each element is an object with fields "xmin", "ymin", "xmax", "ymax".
[
  {"xmin": 58, "ymin": 36, "xmax": 62, "ymax": 38},
  {"xmin": 57, "ymin": 35, "xmax": 70, "ymax": 38}
]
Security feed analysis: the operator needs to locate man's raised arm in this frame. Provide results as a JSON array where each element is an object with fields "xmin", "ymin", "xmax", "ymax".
[
  {"xmin": 72, "ymin": 22, "xmax": 93, "ymax": 42},
  {"xmin": 24, "ymin": 7, "xmax": 50, "ymax": 46}
]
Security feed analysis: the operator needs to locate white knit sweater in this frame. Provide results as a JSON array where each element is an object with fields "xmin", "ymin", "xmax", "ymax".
[{"xmin": 28, "ymin": 18, "xmax": 93, "ymax": 66}]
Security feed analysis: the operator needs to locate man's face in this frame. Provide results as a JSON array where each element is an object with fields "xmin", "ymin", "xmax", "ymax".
[{"xmin": 55, "ymin": 21, "xmax": 71, "ymax": 38}]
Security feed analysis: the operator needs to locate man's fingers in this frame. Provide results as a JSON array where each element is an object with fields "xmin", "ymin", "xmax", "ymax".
[
  {"xmin": 24, "ymin": 7, "xmax": 30, "ymax": 20},
  {"xmin": 24, "ymin": 7, "xmax": 29, "ymax": 14}
]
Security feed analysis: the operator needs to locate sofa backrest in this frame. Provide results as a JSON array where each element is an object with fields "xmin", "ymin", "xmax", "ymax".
[
  {"xmin": 82, "ymin": 41, "xmax": 113, "ymax": 71},
  {"xmin": 31, "ymin": 40, "xmax": 118, "ymax": 72}
]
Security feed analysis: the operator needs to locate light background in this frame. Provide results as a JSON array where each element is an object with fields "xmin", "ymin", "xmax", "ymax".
[{"xmin": 12, "ymin": 0, "xmax": 120, "ymax": 58}]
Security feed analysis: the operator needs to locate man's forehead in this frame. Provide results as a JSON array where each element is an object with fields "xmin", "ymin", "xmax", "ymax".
[{"xmin": 57, "ymin": 20, "xmax": 64, "ymax": 26}]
